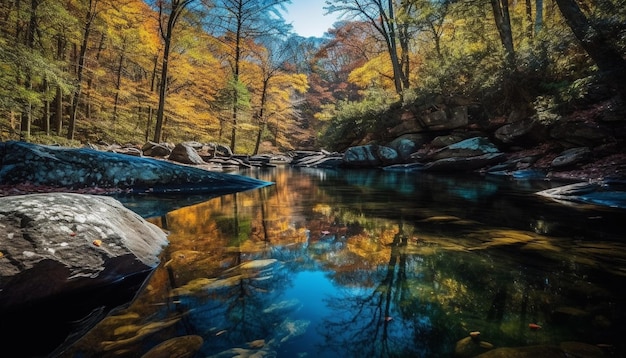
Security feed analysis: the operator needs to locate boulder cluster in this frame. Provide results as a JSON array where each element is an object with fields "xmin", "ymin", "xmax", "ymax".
[
  {"xmin": 288, "ymin": 96, "xmax": 626, "ymax": 182},
  {"xmin": 97, "ymin": 95, "xmax": 626, "ymax": 182}
]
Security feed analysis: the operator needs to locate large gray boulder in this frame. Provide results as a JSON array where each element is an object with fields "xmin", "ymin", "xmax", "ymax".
[
  {"xmin": 343, "ymin": 144, "xmax": 401, "ymax": 168},
  {"xmin": 0, "ymin": 193, "xmax": 167, "ymax": 307},
  {"xmin": 387, "ymin": 134, "xmax": 431, "ymax": 160},
  {"xmin": 0, "ymin": 141, "xmax": 270, "ymax": 194},
  {"xmin": 168, "ymin": 142, "xmax": 207, "ymax": 165},
  {"xmin": 0, "ymin": 193, "xmax": 169, "ymax": 356}
]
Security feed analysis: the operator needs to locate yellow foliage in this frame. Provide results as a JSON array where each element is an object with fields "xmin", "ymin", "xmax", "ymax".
[{"xmin": 348, "ymin": 54, "xmax": 395, "ymax": 91}]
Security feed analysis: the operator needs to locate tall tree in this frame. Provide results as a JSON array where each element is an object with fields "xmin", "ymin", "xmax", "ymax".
[
  {"xmin": 554, "ymin": 0, "xmax": 626, "ymax": 99},
  {"xmin": 152, "ymin": 0, "xmax": 195, "ymax": 143},
  {"xmin": 207, "ymin": 0, "xmax": 291, "ymax": 152},
  {"xmin": 67, "ymin": 0, "xmax": 104, "ymax": 140},
  {"xmin": 248, "ymin": 39, "xmax": 308, "ymax": 154},
  {"xmin": 19, "ymin": 0, "xmax": 41, "ymax": 141}
]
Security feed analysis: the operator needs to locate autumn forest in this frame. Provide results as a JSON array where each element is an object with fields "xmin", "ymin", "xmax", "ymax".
[{"xmin": 1, "ymin": 0, "xmax": 625, "ymax": 155}]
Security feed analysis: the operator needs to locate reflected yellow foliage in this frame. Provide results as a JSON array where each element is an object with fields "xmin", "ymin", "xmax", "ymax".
[
  {"xmin": 101, "ymin": 318, "xmax": 180, "ymax": 351},
  {"xmin": 313, "ymin": 204, "xmax": 333, "ymax": 216}
]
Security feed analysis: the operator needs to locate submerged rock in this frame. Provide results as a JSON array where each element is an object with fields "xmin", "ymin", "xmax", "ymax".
[
  {"xmin": 454, "ymin": 334, "xmax": 494, "ymax": 357},
  {"xmin": 474, "ymin": 342, "xmax": 604, "ymax": 358}
]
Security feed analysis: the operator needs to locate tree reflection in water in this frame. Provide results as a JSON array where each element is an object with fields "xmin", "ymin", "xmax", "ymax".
[{"xmin": 59, "ymin": 168, "xmax": 626, "ymax": 358}]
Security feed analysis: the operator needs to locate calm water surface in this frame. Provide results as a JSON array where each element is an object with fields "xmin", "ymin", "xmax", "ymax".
[{"xmin": 63, "ymin": 168, "xmax": 626, "ymax": 357}]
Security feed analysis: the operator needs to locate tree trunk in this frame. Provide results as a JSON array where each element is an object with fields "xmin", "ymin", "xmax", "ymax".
[
  {"xmin": 154, "ymin": 30, "xmax": 170, "ymax": 143},
  {"xmin": 20, "ymin": 0, "xmax": 41, "ymax": 141},
  {"xmin": 68, "ymin": 0, "xmax": 97, "ymax": 140},
  {"xmin": 253, "ymin": 79, "xmax": 269, "ymax": 155},
  {"xmin": 113, "ymin": 51, "xmax": 125, "ymax": 122},
  {"xmin": 54, "ymin": 86, "xmax": 63, "ymax": 135},
  {"xmin": 154, "ymin": 0, "xmax": 193, "ymax": 143},
  {"xmin": 43, "ymin": 78, "xmax": 50, "ymax": 135},
  {"xmin": 490, "ymin": 0, "xmax": 516, "ymax": 70},
  {"xmin": 230, "ymin": 5, "xmax": 244, "ymax": 153},
  {"xmin": 84, "ymin": 32, "xmax": 106, "ymax": 120},
  {"xmin": 379, "ymin": 0, "xmax": 404, "ymax": 95},
  {"xmin": 535, "ymin": 0, "xmax": 543, "ymax": 34},
  {"xmin": 525, "ymin": 0, "xmax": 533, "ymax": 39},
  {"xmin": 554, "ymin": 0, "xmax": 626, "ymax": 99}
]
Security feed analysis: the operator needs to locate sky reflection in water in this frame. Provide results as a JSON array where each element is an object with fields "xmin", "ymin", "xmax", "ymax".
[{"xmin": 64, "ymin": 168, "xmax": 626, "ymax": 357}]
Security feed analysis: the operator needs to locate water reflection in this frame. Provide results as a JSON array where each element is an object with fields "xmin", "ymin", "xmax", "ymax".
[{"xmin": 61, "ymin": 168, "xmax": 626, "ymax": 357}]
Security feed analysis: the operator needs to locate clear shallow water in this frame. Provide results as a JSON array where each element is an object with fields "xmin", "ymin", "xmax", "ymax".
[{"xmin": 62, "ymin": 168, "xmax": 626, "ymax": 357}]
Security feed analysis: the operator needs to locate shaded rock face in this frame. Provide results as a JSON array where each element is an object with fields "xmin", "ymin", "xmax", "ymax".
[
  {"xmin": 0, "ymin": 193, "xmax": 168, "ymax": 356},
  {"xmin": 389, "ymin": 95, "xmax": 469, "ymax": 136},
  {"xmin": 0, "ymin": 141, "xmax": 271, "ymax": 194},
  {"xmin": 550, "ymin": 120, "xmax": 612, "ymax": 147},
  {"xmin": 494, "ymin": 118, "xmax": 549, "ymax": 146}
]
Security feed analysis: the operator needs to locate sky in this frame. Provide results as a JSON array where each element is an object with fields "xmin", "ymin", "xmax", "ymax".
[{"xmin": 281, "ymin": 1, "xmax": 342, "ymax": 38}]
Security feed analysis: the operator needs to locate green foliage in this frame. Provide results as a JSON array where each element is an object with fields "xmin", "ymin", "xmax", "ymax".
[{"xmin": 319, "ymin": 88, "xmax": 397, "ymax": 150}]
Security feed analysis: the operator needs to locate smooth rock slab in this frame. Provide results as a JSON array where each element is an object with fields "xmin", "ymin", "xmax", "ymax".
[
  {"xmin": 0, "ymin": 141, "xmax": 271, "ymax": 194},
  {"xmin": 536, "ymin": 180, "xmax": 626, "ymax": 209}
]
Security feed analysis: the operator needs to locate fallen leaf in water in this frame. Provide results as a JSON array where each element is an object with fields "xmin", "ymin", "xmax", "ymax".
[{"xmin": 93, "ymin": 239, "xmax": 102, "ymax": 247}]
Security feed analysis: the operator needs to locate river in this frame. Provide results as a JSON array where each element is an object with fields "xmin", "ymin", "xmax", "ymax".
[{"xmin": 60, "ymin": 167, "xmax": 626, "ymax": 357}]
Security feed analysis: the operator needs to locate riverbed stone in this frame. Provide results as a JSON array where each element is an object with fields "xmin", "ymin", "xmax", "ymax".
[
  {"xmin": 169, "ymin": 142, "xmax": 207, "ymax": 165},
  {"xmin": 387, "ymin": 135, "xmax": 426, "ymax": 160},
  {"xmin": 343, "ymin": 144, "xmax": 400, "ymax": 168},
  {"xmin": 142, "ymin": 141, "xmax": 172, "ymax": 157},
  {"xmin": 454, "ymin": 335, "xmax": 494, "ymax": 357}
]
